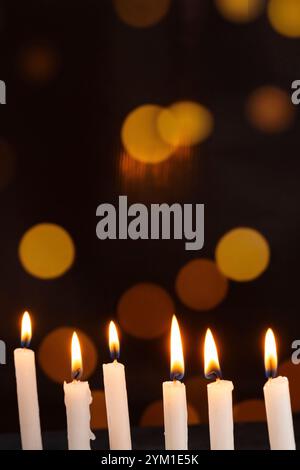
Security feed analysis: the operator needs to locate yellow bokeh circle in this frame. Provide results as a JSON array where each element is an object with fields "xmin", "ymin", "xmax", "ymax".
[
  {"xmin": 268, "ymin": 0, "xmax": 300, "ymax": 38},
  {"xmin": 38, "ymin": 327, "xmax": 98, "ymax": 383},
  {"xmin": 158, "ymin": 101, "xmax": 214, "ymax": 147},
  {"xmin": 246, "ymin": 86, "xmax": 295, "ymax": 133},
  {"xmin": 121, "ymin": 105, "xmax": 173, "ymax": 164},
  {"xmin": 113, "ymin": 0, "xmax": 172, "ymax": 28},
  {"xmin": 215, "ymin": 0, "xmax": 264, "ymax": 23},
  {"xmin": 215, "ymin": 227, "xmax": 270, "ymax": 282},
  {"xmin": 19, "ymin": 223, "xmax": 75, "ymax": 279}
]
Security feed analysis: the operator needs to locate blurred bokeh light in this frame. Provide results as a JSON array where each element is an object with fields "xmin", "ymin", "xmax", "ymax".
[
  {"xmin": 268, "ymin": 0, "xmax": 300, "ymax": 38},
  {"xmin": 121, "ymin": 105, "xmax": 174, "ymax": 164},
  {"xmin": 19, "ymin": 223, "xmax": 75, "ymax": 279},
  {"xmin": 157, "ymin": 101, "xmax": 214, "ymax": 147},
  {"xmin": 215, "ymin": 227, "xmax": 270, "ymax": 282},
  {"xmin": 90, "ymin": 390, "xmax": 108, "ymax": 430},
  {"xmin": 215, "ymin": 0, "xmax": 264, "ymax": 23},
  {"xmin": 17, "ymin": 43, "xmax": 60, "ymax": 83},
  {"xmin": 175, "ymin": 259, "xmax": 229, "ymax": 311},
  {"xmin": 117, "ymin": 282, "xmax": 174, "ymax": 338},
  {"xmin": 233, "ymin": 399, "xmax": 266, "ymax": 422},
  {"xmin": 113, "ymin": 0, "xmax": 172, "ymax": 28},
  {"xmin": 246, "ymin": 86, "xmax": 295, "ymax": 133}
]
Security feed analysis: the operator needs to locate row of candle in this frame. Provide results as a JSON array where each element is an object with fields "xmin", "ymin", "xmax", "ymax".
[{"xmin": 14, "ymin": 312, "xmax": 296, "ymax": 450}]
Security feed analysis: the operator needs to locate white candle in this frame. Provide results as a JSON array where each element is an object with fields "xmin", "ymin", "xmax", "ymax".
[
  {"xmin": 204, "ymin": 328, "xmax": 234, "ymax": 450},
  {"xmin": 163, "ymin": 315, "xmax": 188, "ymax": 450},
  {"xmin": 64, "ymin": 332, "xmax": 95, "ymax": 450},
  {"xmin": 263, "ymin": 329, "xmax": 295, "ymax": 450},
  {"xmin": 103, "ymin": 321, "xmax": 131, "ymax": 450},
  {"xmin": 14, "ymin": 311, "xmax": 42, "ymax": 450}
]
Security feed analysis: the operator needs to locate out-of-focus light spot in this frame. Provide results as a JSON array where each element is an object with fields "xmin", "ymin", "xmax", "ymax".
[
  {"xmin": 175, "ymin": 259, "xmax": 229, "ymax": 311},
  {"xmin": 113, "ymin": 0, "xmax": 171, "ymax": 28},
  {"xmin": 91, "ymin": 390, "xmax": 108, "ymax": 430},
  {"xmin": 186, "ymin": 376, "xmax": 208, "ymax": 422},
  {"xmin": 278, "ymin": 360, "xmax": 300, "ymax": 412},
  {"xmin": 0, "ymin": 139, "xmax": 16, "ymax": 189},
  {"xmin": 268, "ymin": 0, "xmax": 300, "ymax": 38},
  {"xmin": 215, "ymin": 227, "xmax": 270, "ymax": 282},
  {"xmin": 38, "ymin": 327, "xmax": 97, "ymax": 383},
  {"xmin": 122, "ymin": 105, "xmax": 173, "ymax": 164},
  {"xmin": 215, "ymin": 0, "xmax": 264, "ymax": 23},
  {"xmin": 140, "ymin": 399, "xmax": 200, "ymax": 427},
  {"xmin": 157, "ymin": 101, "xmax": 214, "ymax": 147},
  {"xmin": 117, "ymin": 283, "xmax": 174, "ymax": 339},
  {"xmin": 233, "ymin": 400, "xmax": 266, "ymax": 422},
  {"xmin": 19, "ymin": 223, "xmax": 75, "ymax": 279},
  {"xmin": 246, "ymin": 86, "xmax": 295, "ymax": 133},
  {"xmin": 18, "ymin": 43, "xmax": 60, "ymax": 83}
]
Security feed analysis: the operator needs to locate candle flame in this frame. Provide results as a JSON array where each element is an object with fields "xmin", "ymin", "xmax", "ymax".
[
  {"xmin": 204, "ymin": 328, "xmax": 222, "ymax": 380},
  {"xmin": 21, "ymin": 311, "xmax": 32, "ymax": 348},
  {"xmin": 170, "ymin": 315, "xmax": 184, "ymax": 381},
  {"xmin": 71, "ymin": 331, "xmax": 83, "ymax": 381},
  {"xmin": 109, "ymin": 321, "xmax": 120, "ymax": 360},
  {"xmin": 264, "ymin": 328, "xmax": 277, "ymax": 379}
]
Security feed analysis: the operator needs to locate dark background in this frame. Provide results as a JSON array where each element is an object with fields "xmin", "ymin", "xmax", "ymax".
[{"xmin": 0, "ymin": 0, "xmax": 300, "ymax": 435}]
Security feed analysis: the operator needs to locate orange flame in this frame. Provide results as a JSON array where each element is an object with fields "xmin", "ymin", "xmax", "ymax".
[
  {"xmin": 170, "ymin": 315, "xmax": 184, "ymax": 380},
  {"xmin": 21, "ymin": 311, "xmax": 32, "ymax": 348},
  {"xmin": 71, "ymin": 332, "xmax": 82, "ymax": 380},
  {"xmin": 264, "ymin": 328, "xmax": 277, "ymax": 379},
  {"xmin": 204, "ymin": 328, "xmax": 222, "ymax": 379},
  {"xmin": 109, "ymin": 321, "xmax": 120, "ymax": 360}
]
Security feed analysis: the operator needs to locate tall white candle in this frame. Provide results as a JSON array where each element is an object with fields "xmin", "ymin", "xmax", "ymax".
[
  {"xmin": 14, "ymin": 311, "xmax": 42, "ymax": 450},
  {"xmin": 163, "ymin": 315, "xmax": 188, "ymax": 450},
  {"xmin": 103, "ymin": 321, "xmax": 131, "ymax": 450},
  {"xmin": 64, "ymin": 332, "xmax": 95, "ymax": 450},
  {"xmin": 263, "ymin": 329, "xmax": 295, "ymax": 450},
  {"xmin": 204, "ymin": 328, "xmax": 234, "ymax": 450}
]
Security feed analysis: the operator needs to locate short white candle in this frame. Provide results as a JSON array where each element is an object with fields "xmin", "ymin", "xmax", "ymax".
[
  {"xmin": 103, "ymin": 321, "xmax": 131, "ymax": 450},
  {"xmin": 263, "ymin": 328, "xmax": 295, "ymax": 450},
  {"xmin": 14, "ymin": 311, "xmax": 42, "ymax": 450},
  {"xmin": 64, "ymin": 332, "xmax": 95, "ymax": 450},
  {"xmin": 204, "ymin": 328, "xmax": 234, "ymax": 450},
  {"xmin": 163, "ymin": 315, "xmax": 188, "ymax": 450}
]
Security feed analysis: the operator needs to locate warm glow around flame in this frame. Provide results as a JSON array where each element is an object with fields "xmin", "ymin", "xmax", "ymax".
[
  {"xmin": 71, "ymin": 331, "xmax": 83, "ymax": 380},
  {"xmin": 170, "ymin": 315, "xmax": 184, "ymax": 380},
  {"xmin": 109, "ymin": 321, "xmax": 120, "ymax": 360},
  {"xmin": 204, "ymin": 328, "xmax": 222, "ymax": 380},
  {"xmin": 21, "ymin": 311, "xmax": 32, "ymax": 348},
  {"xmin": 264, "ymin": 328, "xmax": 277, "ymax": 379}
]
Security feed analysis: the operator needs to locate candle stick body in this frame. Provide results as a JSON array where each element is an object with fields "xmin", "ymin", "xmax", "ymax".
[
  {"xmin": 103, "ymin": 361, "xmax": 132, "ymax": 450},
  {"xmin": 14, "ymin": 348, "xmax": 42, "ymax": 450},
  {"xmin": 207, "ymin": 379, "xmax": 234, "ymax": 450},
  {"xmin": 263, "ymin": 376, "xmax": 295, "ymax": 450},
  {"xmin": 64, "ymin": 380, "xmax": 95, "ymax": 450},
  {"xmin": 163, "ymin": 380, "xmax": 188, "ymax": 450}
]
